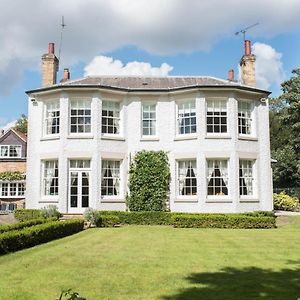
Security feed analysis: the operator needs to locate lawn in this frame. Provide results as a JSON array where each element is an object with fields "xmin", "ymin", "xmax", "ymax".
[{"xmin": 0, "ymin": 217, "xmax": 299, "ymax": 300}]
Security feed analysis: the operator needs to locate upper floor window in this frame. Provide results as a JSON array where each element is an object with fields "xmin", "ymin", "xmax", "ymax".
[
  {"xmin": 142, "ymin": 104, "xmax": 156, "ymax": 136},
  {"xmin": 178, "ymin": 160, "xmax": 197, "ymax": 196},
  {"xmin": 43, "ymin": 160, "xmax": 58, "ymax": 196},
  {"xmin": 45, "ymin": 101, "xmax": 60, "ymax": 135},
  {"xmin": 239, "ymin": 160, "xmax": 254, "ymax": 196},
  {"xmin": 102, "ymin": 101, "xmax": 120, "ymax": 134},
  {"xmin": 177, "ymin": 101, "xmax": 196, "ymax": 134},
  {"xmin": 101, "ymin": 160, "xmax": 120, "ymax": 196},
  {"xmin": 206, "ymin": 100, "xmax": 227, "ymax": 134},
  {"xmin": 238, "ymin": 102, "xmax": 252, "ymax": 135},
  {"xmin": 207, "ymin": 159, "xmax": 228, "ymax": 196},
  {"xmin": 70, "ymin": 100, "xmax": 91, "ymax": 134},
  {"xmin": 0, "ymin": 145, "xmax": 22, "ymax": 158}
]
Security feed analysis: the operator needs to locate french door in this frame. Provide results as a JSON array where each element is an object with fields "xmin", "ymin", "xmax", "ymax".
[{"xmin": 68, "ymin": 160, "xmax": 91, "ymax": 213}]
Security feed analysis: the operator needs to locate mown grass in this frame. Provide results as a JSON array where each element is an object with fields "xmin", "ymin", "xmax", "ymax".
[{"xmin": 0, "ymin": 217, "xmax": 299, "ymax": 300}]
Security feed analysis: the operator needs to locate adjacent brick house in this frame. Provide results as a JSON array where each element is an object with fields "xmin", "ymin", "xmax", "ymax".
[{"xmin": 0, "ymin": 128, "xmax": 27, "ymax": 211}]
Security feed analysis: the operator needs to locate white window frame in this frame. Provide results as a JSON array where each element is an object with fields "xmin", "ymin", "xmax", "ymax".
[
  {"xmin": 238, "ymin": 101, "xmax": 253, "ymax": 136},
  {"xmin": 69, "ymin": 99, "xmax": 92, "ymax": 135},
  {"xmin": 141, "ymin": 103, "xmax": 157, "ymax": 137},
  {"xmin": 206, "ymin": 99, "xmax": 228, "ymax": 135},
  {"xmin": 42, "ymin": 160, "xmax": 59, "ymax": 197},
  {"xmin": 177, "ymin": 159, "xmax": 197, "ymax": 198},
  {"xmin": 101, "ymin": 101, "xmax": 121, "ymax": 136},
  {"xmin": 239, "ymin": 159, "xmax": 256, "ymax": 198},
  {"xmin": 176, "ymin": 100, "xmax": 197, "ymax": 135},
  {"xmin": 101, "ymin": 159, "xmax": 122, "ymax": 199},
  {"xmin": 0, "ymin": 181, "xmax": 25, "ymax": 198},
  {"xmin": 0, "ymin": 145, "xmax": 22, "ymax": 158},
  {"xmin": 206, "ymin": 159, "xmax": 229, "ymax": 198},
  {"xmin": 44, "ymin": 100, "xmax": 60, "ymax": 136}
]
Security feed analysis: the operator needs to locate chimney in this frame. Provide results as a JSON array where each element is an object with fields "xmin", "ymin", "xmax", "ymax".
[
  {"xmin": 239, "ymin": 40, "xmax": 256, "ymax": 87},
  {"xmin": 42, "ymin": 42, "xmax": 59, "ymax": 87},
  {"xmin": 60, "ymin": 68, "xmax": 70, "ymax": 83},
  {"xmin": 227, "ymin": 69, "xmax": 235, "ymax": 81}
]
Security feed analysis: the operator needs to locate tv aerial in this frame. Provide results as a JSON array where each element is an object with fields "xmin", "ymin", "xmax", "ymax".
[
  {"xmin": 58, "ymin": 16, "xmax": 67, "ymax": 70},
  {"xmin": 235, "ymin": 22, "xmax": 259, "ymax": 41}
]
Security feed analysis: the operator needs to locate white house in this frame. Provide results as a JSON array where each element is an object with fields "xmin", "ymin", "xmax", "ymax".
[{"xmin": 25, "ymin": 41, "xmax": 273, "ymax": 214}]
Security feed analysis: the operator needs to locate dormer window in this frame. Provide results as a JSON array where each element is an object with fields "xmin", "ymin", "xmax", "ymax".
[{"xmin": 0, "ymin": 145, "xmax": 22, "ymax": 158}]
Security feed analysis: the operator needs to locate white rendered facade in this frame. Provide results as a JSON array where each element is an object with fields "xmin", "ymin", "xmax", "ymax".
[{"xmin": 26, "ymin": 79, "xmax": 273, "ymax": 213}]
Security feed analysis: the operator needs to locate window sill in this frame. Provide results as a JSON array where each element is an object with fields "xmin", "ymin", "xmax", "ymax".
[
  {"xmin": 140, "ymin": 136, "xmax": 160, "ymax": 141},
  {"xmin": 175, "ymin": 197, "xmax": 198, "ymax": 203},
  {"xmin": 101, "ymin": 135, "xmax": 126, "ymax": 141},
  {"xmin": 40, "ymin": 135, "xmax": 60, "ymax": 141},
  {"xmin": 0, "ymin": 196, "xmax": 25, "ymax": 199},
  {"xmin": 174, "ymin": 134, "xmax": 198, "ymax": 141},
  {"xmin": 205, "ymin": 197, "xmax": 232, "ymax": 203},
  {"xmin": 238, "ymin": 136, "xmax": 258, "ymax": 141},
  {"xmin": 100, "ymin": 198, "xmax": 125, "ymax": 203},
  {"xmin": 39, "ymin": 197, "xmax": 59, "ymax": 203},
  {"xmin": 67, "ymin": 134, "xmax": 94, "ymax": 139},
  {"xmin": 205, "ymin": 135, "xmax": 231, "ymax": 139},
  {"xmin": 239, "ymin": 198, "xmax": 259, "ymax": 203}
]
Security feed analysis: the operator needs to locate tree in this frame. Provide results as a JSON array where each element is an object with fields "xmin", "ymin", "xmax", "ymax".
[
  {"xmin": 269, "ymin": 69, "xmax": 300, "ymax": 188},
  {"xmin": 14, "ymin": 114, "xmax": 27, "ymax": 134}
]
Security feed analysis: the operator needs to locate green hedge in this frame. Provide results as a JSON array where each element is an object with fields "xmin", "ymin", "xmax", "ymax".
[
  {"xmin": 97, "ymin": 211, "xmax": 276, "ymax": 229},
  {"xmin": 14, "ymin": 209, "xmax": 42, "ymax": 222},
  {"xmin": 96, "ymin": 215, "xmax": 120, "ymax": 227},
  {"xmin": 0, "ymin": 218, "xmax": 56, "ymax": 234},
  {"xmin": 171, "ymin": 214, "xmax": 276, "ymax": 229},
  {"xmin": 273, "ymin": 192, "xmax": 300, "ymax": 211},
  {"xmin": 0, "ymin": 219, "xmax": 84, "ymax": 255}
]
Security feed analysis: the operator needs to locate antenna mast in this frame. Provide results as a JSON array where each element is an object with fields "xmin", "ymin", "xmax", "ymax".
[
  {"xmin": 58, "ymin": 16, "xmax": 66, "ymax": 70},
  {"xmin": 235, "ymin": 22, "xmax": 259, "ymax": 41}
]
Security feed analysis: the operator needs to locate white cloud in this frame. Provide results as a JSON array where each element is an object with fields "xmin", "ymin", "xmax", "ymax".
[
  {"xmin": 0, "ymin": 0, "xmax": 299, "ymax": 92},
  {"xmin": 252, "ymin": 42, "xmax": 285, "ymax": 90},
  {"xmin": 84, "ymin": 56, "xmax": 173, "ymax": 77},
  {"xmin": 0, "ymin": 119, "xmax": 17, "ymax": 132}
]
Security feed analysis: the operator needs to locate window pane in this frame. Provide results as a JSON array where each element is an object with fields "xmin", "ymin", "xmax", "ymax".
[
  {"xmin": 142, "ymin": 104, "xmax": 156, "ymax": 136},
  {"xmin": 44, "ymin": 160, "xmax": 59, "ymax": 196},
  {"xmin": 238, "ymin": 102, "xmax": 252, "ymax": 135},
  {"xmin": 45, "ymin": 101, "xmax": 60, "ymax": 135},
  {"xmin": 102, "ymin": 101, "xmax": 120, "ymax": 134},
  {"xmin": 207, "ymin": 159, "xmax": 228, "ymax": 196},
  {"xmin": 239, "ymin": 160, "xmax": 254, "ymax": 196},
  {"xmin": 101, "ymin": 160, "xmax": 120, "ymax": 196},
  {"xmin": 206, "ymin": 100, "xmax": 227, "ymax": 133},
  {"xmin": 178, "ymin": 160, "xmax": 197, "ymax": 196},
  {"xmin": 70, "ymin": 100, "xmax": 91, "ymax": 133},
  {"xmin": 177, "ymin": 101, "xmax": 197, "ymax": 135}
]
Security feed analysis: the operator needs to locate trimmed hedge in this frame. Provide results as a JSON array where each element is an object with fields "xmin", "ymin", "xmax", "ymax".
[
  {"xmin": 97, "ymin": 211, "xmax": 276, "ymax": 229},
  {"xmin": 0, "ymin": 218, "xmax": 56, "ymax": 234},
  {"xmin": 0, "ymin": 219, "xmax": 84, "ymax": 255},
  {"xmin": 171, "ymin": 214, "xmax": 276, "ymax": 229},
  {"xmin": 14, "ymin": 209, "xmax": 42, "ymax": 222}
]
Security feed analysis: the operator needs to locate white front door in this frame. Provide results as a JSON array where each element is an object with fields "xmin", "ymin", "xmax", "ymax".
[{"xmin": 68, "ymin": 160, "xmax": 91, "ymax": 213}]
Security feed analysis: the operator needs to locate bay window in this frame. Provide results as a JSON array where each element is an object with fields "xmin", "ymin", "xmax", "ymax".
[
  {"xmin": 102, "ymin": 101, "xmax": 120, "ymax": 134},
  {"xmin": 239, "ymin": 160, "xmax": 254, "ymax": 196},
  {"xmin": 177, "ymin": 101, "xmax": 196, "ymax": 134},
  {"xmin": 207, "ymin": 159, "xmax": 229, "ymax": 196},
  {"xmin": 206, "ymin": 100, "xmax": 227, "ymax": 133},
  {"xmin": 101, "ymin": 160, "xmax": 120, "ymax": 196},
  {"xmin": 238, "ymin": 101, "xmax": 252, "ymax": 135},
  {"xmin": 70, "ymin": 99, "xmax": 91, "ymax": 134},
  {"xmin": 43, "ymin": 160, "xmax": 59, "ymax": 196},
  {"xmin": 178, "ymin": 160, "xmax": 197, "ymax": 196},
  {"xmin": 45, "ymin": 101, "xmax": 60, "ymax": 135}
]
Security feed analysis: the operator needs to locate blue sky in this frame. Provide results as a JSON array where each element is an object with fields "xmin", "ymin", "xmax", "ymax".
[{"xmin": 1, "ymin": 0, "xmax": 300, "ymax": 129}]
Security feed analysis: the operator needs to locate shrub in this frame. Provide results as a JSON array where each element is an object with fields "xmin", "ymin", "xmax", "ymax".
[
  {"xmin": 83, "ymin": 208, "xmax": 100, "ymax": 226},
  {"xmin": 171, "ymin": 214, "xmax": 276, "ymax": 229},
  {"xmin": 40, "ymin": 205, "xmax": 61, "ymax": 219},
  {"xmin": 0, "ymin": 219, "xmax": 84, "ymax": 255},
  {"xmin": 14, "ymin": 209, "xmax": 42, "ymax": 222},
  {"xmin": 127, "ymin": 150, "xmax": 170, "ymax": 211},
  {"xmin": 96, "ymin": 215, "xmax": 120, "ymax": 227},
  {"xmin": 97, "ymin": 211, "xmax": 276, "ymax": 229},
  {"xmin": 0, "ymin": 218, "xmax": 56, "ymax": 234},
  {"xmin": 273, "ymin": 192, "xmax": 299, "ymax": 211},
  {"xmin": 275, "ymin": 192, "xmax": 300, "ymax": 211}
]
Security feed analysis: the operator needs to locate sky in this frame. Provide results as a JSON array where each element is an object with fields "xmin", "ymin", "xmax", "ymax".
[{"xmin": 1, "ymin": 0, "xmax": 300, "ymax": 129}]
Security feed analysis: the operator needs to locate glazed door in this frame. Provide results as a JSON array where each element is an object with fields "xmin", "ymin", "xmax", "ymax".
[{"xmin": 69, "ymin": 170, "xmax": 90, "ymax": 213}]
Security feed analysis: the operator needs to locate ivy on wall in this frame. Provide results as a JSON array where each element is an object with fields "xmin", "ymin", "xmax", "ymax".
[
  {"xmin": 127, "ymin": 150, "xmax": 170, "ymax": 211},
  {"xmin": 0, "ymin": 171, "xmax": 25, "ymax": 181}
]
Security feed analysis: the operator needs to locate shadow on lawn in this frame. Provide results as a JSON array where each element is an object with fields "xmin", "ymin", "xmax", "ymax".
[{"xmin": 161, "ymin": 264, "xmax": 300, "ymax": 300}]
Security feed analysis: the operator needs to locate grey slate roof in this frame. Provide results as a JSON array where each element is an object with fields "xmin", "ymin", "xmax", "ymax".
[{"xmin": 26, "ymin": 76, "xmax": 270, "ymax": 94}]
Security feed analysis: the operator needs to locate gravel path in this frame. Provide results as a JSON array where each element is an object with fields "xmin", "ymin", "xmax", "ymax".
[{"xmin": 0, "ymin": 214, "xmax": 17, "ymax": 225}]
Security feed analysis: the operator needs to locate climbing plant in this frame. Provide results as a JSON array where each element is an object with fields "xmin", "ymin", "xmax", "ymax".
[
  {"xmin": 0, "ymin": 171, "xmax": 25, "ymax": 181},
  {"xmin": 127, "ymin": 150, "xmax": 170, "ymax": 211}
]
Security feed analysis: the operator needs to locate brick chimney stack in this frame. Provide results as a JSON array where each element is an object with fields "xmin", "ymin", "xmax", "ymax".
[
  {"xmin": 42, "ymin": 42, "xmax": 59, "ymax": 87},
  {"xmin": 227, "ymin": 69, "xmax": 235, "ymax": 81},
  {"xmin": 239, "ymin": 40, "xmax": 256, "ymax": 87}
]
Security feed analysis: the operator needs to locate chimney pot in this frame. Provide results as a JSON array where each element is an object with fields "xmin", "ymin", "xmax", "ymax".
[
  {"xmin": 63, "ymin": 68, "xmax": 70, "ymax": 81},
  {"xmin": 244, "ymin": 40, "xmax": 251, "ymax": 56},
  {"xmin": 48, "ymin": 42, "xmax": 55, "ymax": 54},
  {"xmin": 228, "ymin": 69, "xmax": 234, "ymax": 81}
]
